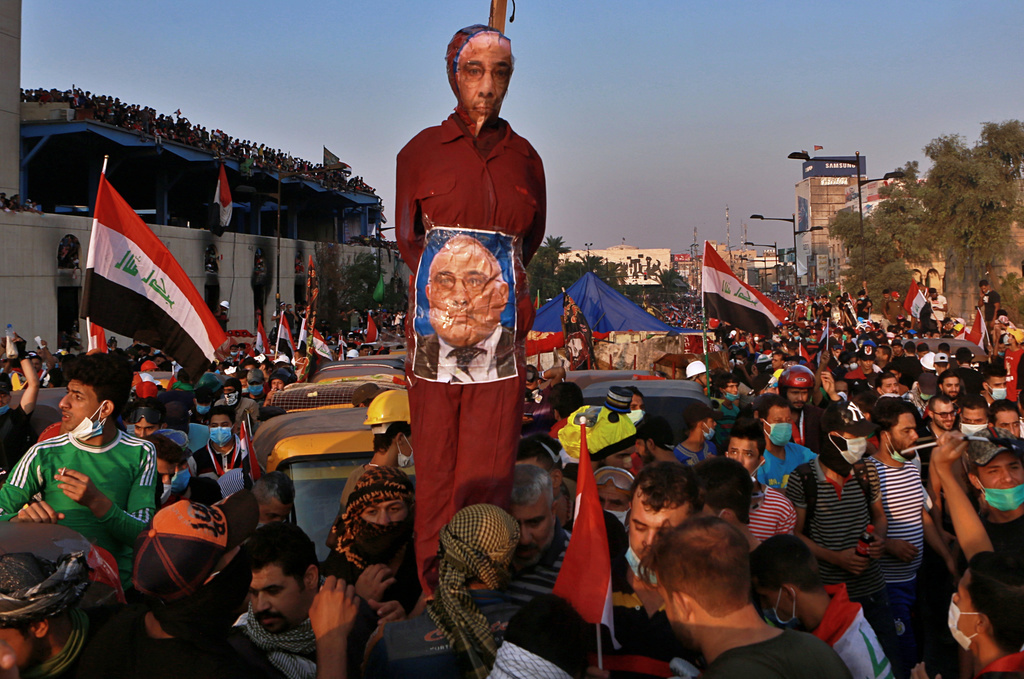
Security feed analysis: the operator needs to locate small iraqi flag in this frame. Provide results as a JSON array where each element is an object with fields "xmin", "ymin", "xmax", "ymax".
[
  {"xmin": 82, "ymin": 170, "xmax": 228, "ymax": 379},
  {"xmin": 214, "ymin": 162, "xmax": 232, "ymax": 229}
]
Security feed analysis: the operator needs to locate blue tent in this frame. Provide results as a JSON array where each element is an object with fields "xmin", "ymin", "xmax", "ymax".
[{"xmin": 532, "ymin": 272, "xmax": 679, "ymax": 333}]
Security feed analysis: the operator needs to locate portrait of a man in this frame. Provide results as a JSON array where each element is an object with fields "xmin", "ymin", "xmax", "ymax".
[{"xmin": 412, "ymin": 229, "xmax": 517, "ymax": 382}]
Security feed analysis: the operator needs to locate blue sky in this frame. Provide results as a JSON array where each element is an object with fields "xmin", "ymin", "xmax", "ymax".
[{"xmin": 20, "ymin": 0, "xmax": 1024, "ymax": 253}]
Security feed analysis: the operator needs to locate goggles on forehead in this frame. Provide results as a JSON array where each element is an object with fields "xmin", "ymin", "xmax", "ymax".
[
  {"xmin": 595, "ymin": 468, "xmax": 634, "ymax": 494},
  {"xmin": 126, "ymin": 407, "xmax": 163, "ymax": 425}
]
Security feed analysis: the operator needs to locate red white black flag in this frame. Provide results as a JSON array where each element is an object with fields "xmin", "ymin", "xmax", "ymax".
[
  {"xmin": 83, "ymin": 172, "xmax": 228, "ymax": 378},
  {"xmin": 702, "ymin": 241, "xmax": 786, "ymax": 336},
  {"xmin": 214, "ymin": 163, "xmax": 232, "ymax": 228}
]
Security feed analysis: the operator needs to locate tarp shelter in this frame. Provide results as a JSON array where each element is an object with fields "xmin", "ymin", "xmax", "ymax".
[{"xmin": 528, "ymin": 272, "xmax": 695, "ymax": 354}]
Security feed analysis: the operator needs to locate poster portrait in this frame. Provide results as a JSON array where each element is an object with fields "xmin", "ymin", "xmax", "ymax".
[{"xmin": 412, "ymin": 226, "xmax": 518, "ymax": 383}]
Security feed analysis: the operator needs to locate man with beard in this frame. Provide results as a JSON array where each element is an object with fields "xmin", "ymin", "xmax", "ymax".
[
  {"xmin": 232, "ymin": 522, "xmax": 322, "ymax": 679},
  {"xmin": 322, "ymin": 466, "xmax": 420, "ymax": 618},
  {"xmin": 868, "ymin": 398, "xmax": 956, "ymax": 678},
  {"xmin": 633, "ymin": 416, "xmax": 678, "ymax": 466},
  {"xmin": 785, "ymin": 403, "xmax": 902, "ymax": 677},
  {"xmin": 77, "ymin": 491, "xmax": 261, "ymax": 678},
  {"xmin": 507, "ymin": 464, "xmax": 568, "ymax": 606},
  {"xmin": 644, "ymin": 516, "xmax": 851, "ymax": 678},
  {"xmin": 780, "ymin": 365, "xmax": 828, "ymax": 454}
]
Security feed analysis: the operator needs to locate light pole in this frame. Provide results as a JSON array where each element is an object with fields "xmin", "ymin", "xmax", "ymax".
[
  {"xmin": 745, "ymin": 241, "xmax": 778, "ymax": 292},
  {"xmin": 584, "ymin": 242, "xmax": 594, "ymax": 274},
  {"xmin": 788, "ymin": 150, "xmax": 904, "ymax": 289},
  {"xmin": 750, "ymin": 214, "xmax": 823, "ymax": 291},
  {"xmin": 271, "ymin": 163, "xmax": 350, "ymax": 309}
]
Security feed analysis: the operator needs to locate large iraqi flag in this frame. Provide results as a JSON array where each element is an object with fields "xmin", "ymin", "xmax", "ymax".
[
  {"xmin": 702, "ymin": 241, "xmax": 786, "ymax": 336},
  {"xmin": 82, "ymin": 172, "xmax": 229, "ymax": 378}
]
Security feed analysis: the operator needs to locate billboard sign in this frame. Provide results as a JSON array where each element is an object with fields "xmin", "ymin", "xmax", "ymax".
[{"xmin": 802, "ymin": 156, "xmax": 866, "ymax": 178}]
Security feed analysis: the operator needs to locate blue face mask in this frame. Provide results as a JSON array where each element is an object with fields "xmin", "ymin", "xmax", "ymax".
[
  {"xmin": 209, "ymin": 426, "xmax": 233, "ymax": 446},
  {"xmin": 249, "ymin": 384, "xmax": 264, "ymax": 398},
  {"xmin": 0, "ymin": 405, "xmax": 9, "ymax": 416},
  {"xmin": 625, "ymin": 546, "xmax": 657, "ymax": 586},
  {"xmin": 170, "ymin": 468, "xmax": 191, "ymax": 494},
  {"xmin": 980, "ymin": 482, "xmax": 1024, "ymax": 512},
  {"xmin": 196, "ymin": 404, "xmax": 211, "ymax": 415},
  {"xmin": 764, "ymin": 586, "xmax": 800, "ymax": 629},
  {"xmin": 724, "ymin": 392, "xmax": 740, "ymax": 402},
  {"xmin": 766, "ymin": 422, "xmax": 793, "ymax": 446}
]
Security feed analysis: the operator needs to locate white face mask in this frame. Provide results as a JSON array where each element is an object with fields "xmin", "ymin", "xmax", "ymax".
[
  {"xmin": 396, "ymin": 435, "xmax": 414, "ymax": 468},
  {"xmin": 831, "ymin": 434, "xmax": 868, "ymax": 464},
  {"xmin": 627, "ymin": 409, "xmax": 645, "ymax": 425},
  {"xmin": 69, "ymin": 404, "xmax": 107, "ymax": 443},
  {"xmin": 609, "ymin": 509, "xmax": 628, "ymax": 527},
  {"xmin": 961, "ymin": 422, "xmax": 988, "ymax": 436},
  {"xmin": 948, "ymin": 599, "xmax": 980, "ymax": 650},
  {"xmin": 158, "ymin": 482, "xmax": 172, "ymax": 505}
]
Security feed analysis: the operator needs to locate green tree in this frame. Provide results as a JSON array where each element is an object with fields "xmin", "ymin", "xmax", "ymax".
[
  {"xmin": 526, "ymin": 235, "xmax": 571, "ymax": 303},
  {"xmin": 314, "ymin": 245, "xmax": 405, "ymax": 332}
]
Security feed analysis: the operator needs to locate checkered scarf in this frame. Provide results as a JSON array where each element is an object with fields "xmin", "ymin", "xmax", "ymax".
[
  {"xmin": 241, "ymin": 600, "xmax": 317, "ymax": 679},
  {"xmin": 334, "ymin": 466, "xmax": 415, "ymax": 570},
  {"xmin": 488, "ymin": 642, "xmax": 572, "ymax": 679},
  {"xmin": 428, "ymin": 504, "xmax": 520, "ymax": 679}
]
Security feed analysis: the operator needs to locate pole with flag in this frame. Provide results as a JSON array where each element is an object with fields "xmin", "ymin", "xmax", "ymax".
[
  {"xmin": 365, "ymin": 312, "xmax": 379, "ymax": 344},
  {"xmin": 551, "ymin": 418, "xmax": 618, "ymax": 664},
  {"xmin": 85, "ymin": 318, "xmax": 107, "ymax": 353},
  {"xmin": 701, "ymin": 241, "xmax": 786, "ymax": 337},
  {"xmin": 300, "ymin": 254, "xmax": 320, "ymax": 382},
  {"xmin": 903, "ymin": 280, "xmax": 928, "ymax": 321},
  {"xmin": 213, "ymin": 162, "xmax": 232, "ymax": 233},
  {"xmin": 254, "ymin": 312, "xmax": 270, "ymax": 357},
  {"xmin": 82, "ymin": 157, "xmax": 228, "ymax": 378}
]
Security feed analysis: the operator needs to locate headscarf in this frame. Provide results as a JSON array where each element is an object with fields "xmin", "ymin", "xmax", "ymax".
[
  {"xmin": 488, "ymin": 642, "xmax": 572, "ymax": 679},
  {"xmin": 241, "ymin": 600, "xmax": 317, "ymax": 679},
  {"xmin": 334, "ymin": 466, "xmax": 415, "ymax": 572},
  {"xmin": 0, "ymin": 552, "xmax": 90, "ymax": 626},
  {"xmin": 428, "ymin": 504, "xmax": 520, "ymax": 679}
]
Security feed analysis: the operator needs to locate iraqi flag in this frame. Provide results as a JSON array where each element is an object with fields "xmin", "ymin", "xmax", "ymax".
[
  {"xmin": 254, "ymin": 314, "xmax": 270, "ymax": 356},
  {"xmin": 961, "ymin": 307, "xmax": 987, "ymax": 347},
  {"xmin": 275, "ymin": 314, "xmax": 296, "ymax": 358},
  {"xmin": 214, "ymin": 163, "xmax": 232, "ymax": 229},
  {"xmin": 238, "ymin": 416, "xmax": 261, "ymax": 482},
  {"xmin": 903, "ymin": 280, "xmax": 928, "ymax": 319},
  {"xmin": 83, "ymin": 172, "xmax": 228, "ymax": 379},
  {"xmin": 702, "ymin": 241, "xmax": 786, "ymax": 336},
  {"xmin": 552, "ymin": 419, "xmax": 618, "ymax": 649},
  {"xmin": 311, "ymin": 328, "xmax": 333, "ymax": 361}
]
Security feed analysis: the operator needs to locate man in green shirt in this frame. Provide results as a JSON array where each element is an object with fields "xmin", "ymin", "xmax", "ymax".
[{"xmin": 0, "ymin": 353, "xmax": 155, "ymax": 588}]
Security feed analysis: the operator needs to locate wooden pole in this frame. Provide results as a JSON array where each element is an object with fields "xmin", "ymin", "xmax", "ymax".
[{"xmin": 489, "ymin": 0, "xmax": 508, "ymax": 31}]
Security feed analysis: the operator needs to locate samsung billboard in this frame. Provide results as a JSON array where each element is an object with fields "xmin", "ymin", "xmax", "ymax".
[{"xmin": 802, "ymin": 156, "xmax": 866, "ymax": 178}]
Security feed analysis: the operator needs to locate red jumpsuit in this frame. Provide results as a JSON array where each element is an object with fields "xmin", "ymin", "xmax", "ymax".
[{"xmin": 396, "ymin": 114, "xmax": 546, "ymax": 591}]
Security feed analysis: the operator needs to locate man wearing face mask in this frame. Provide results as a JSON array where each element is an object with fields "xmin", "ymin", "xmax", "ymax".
[
  {"xmin": 750, "ymin": 535, "xmax": 895, "ymax": 679},
  {"xmin": 868, "ymin": 398, "xmax": 957, "ymax": 677},
  {"xmin": 147, "ymin": 431, "xmax": 221, "ymax": 510},
  {"xmin": 755, "ymin": 394, "xmax": 817, "ymax": 491},
  {"xmin": 245, "ymin": 369, "xmax": 267, "ymax": 405},
  {"xmin": 193, "ymin": 406, "xmax": 254, "ymax": 484},
  {"xmin": 192, "ymin": 386, "xmax": 215, "ymax": 425},
  {"xmin": 672, "ymin": 402, "xmax": 721, "ymax": 465},
  {"xmin": 981, "ymin": 363, "xmax": 1009, "ymax": 405},
  {"xmin": 605, "ymin": 462, "xmax": 702, "ymax": 678},
  {"xmin": 724, "ymin": 419, "xmax": 797, "ymax": 542},
  {"xmin": 959, "ymin": 395, "xmax": 991, "ymax": 437},
  {"xmin": 215, "ymin": 377, "xmax": 260, "ymax": 432},
  {"xmin": 786, "ymin": 403, "xmax": 903, "ymax": 676},
  {"xmin": 0, "ymin": 353, "xmax": 155, "ymax": 590}
]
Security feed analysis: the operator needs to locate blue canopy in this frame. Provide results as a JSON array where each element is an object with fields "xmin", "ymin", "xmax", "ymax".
[{"xmin": 532, "ymin": 272, "xmax": 679, "ymax": 333}]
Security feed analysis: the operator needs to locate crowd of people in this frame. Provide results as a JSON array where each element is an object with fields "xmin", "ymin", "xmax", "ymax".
[
  {"xmin": 0, "ymin": 192, "xmax": 43, "ymax": 214},
  {"xmin": 20, "ymin": 87, "xmax": 379, "ymax": 198}
]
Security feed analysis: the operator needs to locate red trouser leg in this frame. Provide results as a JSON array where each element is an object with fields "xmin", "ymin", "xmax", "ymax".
[{"xmin": 409, "ymin": 373, "xmax": 525, "ymax": 594}]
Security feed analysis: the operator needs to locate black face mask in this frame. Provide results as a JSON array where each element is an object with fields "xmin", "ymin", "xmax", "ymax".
[
  {"xmin": 150, "ymin": 549, "xmax": 252, "ymax": 649},
  {"xmin": 353, "ymin": 516, "xmax": 414, "ymax": 566}
]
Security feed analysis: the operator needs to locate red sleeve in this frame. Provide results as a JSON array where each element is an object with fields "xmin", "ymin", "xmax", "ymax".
[{"xmin": 395, "ymin": 140, "xmax": 423, "ymax": 272}]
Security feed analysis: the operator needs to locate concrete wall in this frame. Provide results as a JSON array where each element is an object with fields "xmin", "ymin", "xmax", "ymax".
[
  {"xmin": 0, "ymin": 210, "xmax": 407, "ymax": 345},
  {"xmin": 0, "ymin": 0, "xmax": 20, "ymax": 197}
]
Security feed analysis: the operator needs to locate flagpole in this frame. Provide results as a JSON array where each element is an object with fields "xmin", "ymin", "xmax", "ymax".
[
  {"xmin": 101, "ymin": 154, "xmax": 108, "ymax": 176},
  {"xmin": 596, "ymin": 624, "xmax": 604, "ymax": 670}
]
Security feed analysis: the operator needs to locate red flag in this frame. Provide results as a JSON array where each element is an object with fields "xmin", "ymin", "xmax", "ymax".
[
  {"xmin": 365, "ymin": 312, "xmax": 378, "ymax": 343},
  {"xmin": 903, "ymin": 280, "xmax": 928, "ymax": 319},
  {"xmin": 800, "ymin": 343, "xmax": 813, "ymax": 364},
  {"xmin": 813, "ymin": 145, "xmax": 824, "ymax": 151},
  {"xmin": 86, "ymin": 318, "xmax": 107, "ymax": 353},
  {"xmin": 214, "ymin": 163, "xmax": 232, "ymax": 228},
  {"xmin": 254, "ymin": 314, "xmax": 270, "ymax": 356},
  {"xmin": 552, "ymin": 420, "xmax": 618, "ymax": 646},
  {"xmin": 964, "ymin": 308, "xmax": 985, "ymax": 346}
]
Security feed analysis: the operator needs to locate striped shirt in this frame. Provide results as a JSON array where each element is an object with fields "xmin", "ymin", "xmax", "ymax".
[
  {"xmin": 0, "ymin": 431, "xmax": 156, "ymax": 588},
  {"xmin": 786, "ymin": 458, "xmax": 886, "ymax": 598},
  {"xmin": 749, "ymin": 486, "xmax": 797, "ymax": 541},
  {"xmin": 868, "ymin": 456, "xmax": 925, "ymax": 583},
  {"xmin": 508, "ymin": 526, "xmax": 568, "ymax": 606}
]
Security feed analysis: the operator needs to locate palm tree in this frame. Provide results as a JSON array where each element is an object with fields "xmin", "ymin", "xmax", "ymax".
[{"xmin": 542, "ymin": 235, "xmax": 570, "ymax": 255}]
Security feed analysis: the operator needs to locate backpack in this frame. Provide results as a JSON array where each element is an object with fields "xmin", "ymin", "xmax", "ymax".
[{"xmin": 795, "ymin": 459, "xmax": 872, "ymax": 536}]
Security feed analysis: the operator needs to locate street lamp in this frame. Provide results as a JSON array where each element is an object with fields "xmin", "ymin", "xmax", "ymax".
[
  {"xmin": 750, "ymin": 214, "xmax": 823, "ymax": 291},
  {"xmin": 270, "ymin": 163, "xmax": 350, "ymax": 308},
  {"xmin": 788, "ymin": 150, "xmax": 905, "ymax": 288},
  {"xmin": 745, "ymin": 241, "xmax": 778, "ymax": 292}
]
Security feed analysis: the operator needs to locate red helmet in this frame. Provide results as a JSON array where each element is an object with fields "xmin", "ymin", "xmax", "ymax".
[{"xmin": 780, "ymin": 365, "xmax": 815, "ymax": 390}]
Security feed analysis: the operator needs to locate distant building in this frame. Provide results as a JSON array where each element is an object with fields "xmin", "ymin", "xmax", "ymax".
[{"xmin": 562, "ymin": 244, "xmax": 671, "ymax": 286}]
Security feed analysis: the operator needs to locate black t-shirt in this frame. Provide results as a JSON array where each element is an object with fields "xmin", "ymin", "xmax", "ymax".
[
  {"xmin": 703, "ymin": 629, "xmax": 853, "ymax": 679},
  {"xmin": 983, "ymin": 289, "xmax": 1001, "ymax": 321},
  {"xmin": 856, "ymin": 297, "xmax": 872, "ymax": 318},
  {"xmin": 76, "ymin": 605, "xmax": 251, "ymax": 679},
  {"xmin": 983, "ymin": 513, "xmax": 1024, "ymax": 555},
  {"xmin": 956, "ymin": 367, "xmax": 984, "ymax": 396},
  {"xmin": 0, "ymin": 405, "xmax": 34, "ymax": 470}
]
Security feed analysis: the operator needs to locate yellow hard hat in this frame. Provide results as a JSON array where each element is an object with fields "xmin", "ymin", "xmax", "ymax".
[{"xmin": 363, "ymin": 390, "xmax": 410, "ymax": 434}]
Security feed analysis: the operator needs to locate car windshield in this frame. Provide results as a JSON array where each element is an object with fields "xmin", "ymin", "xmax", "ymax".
[{"xmin": 284, "ymin": 456, "xmax": 372, "ymax": 561}]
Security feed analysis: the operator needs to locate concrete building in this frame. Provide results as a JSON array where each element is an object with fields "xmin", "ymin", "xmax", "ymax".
[
  {"xmin": 0, "ymin": 0, "xmax": 406, "ymax": 347},
  {"xmin": 562, "ymin": 243, "xmax": 671, "ymax": 286}
]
